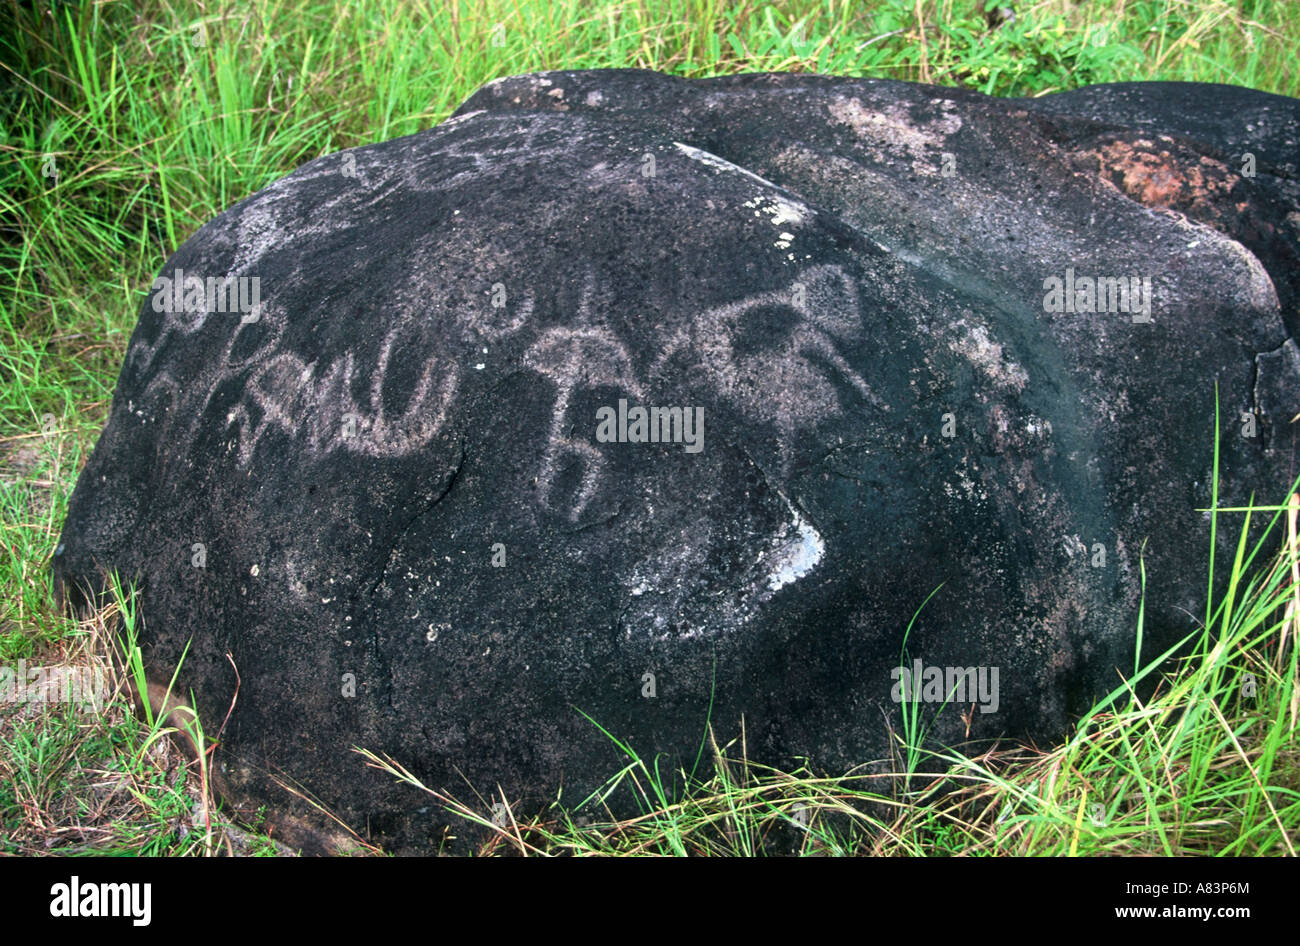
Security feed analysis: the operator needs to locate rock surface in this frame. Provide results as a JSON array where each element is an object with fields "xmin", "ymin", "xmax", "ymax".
[{"xmin": 54, "ymin": 70, "xmax": 1300, "ymax": 853}]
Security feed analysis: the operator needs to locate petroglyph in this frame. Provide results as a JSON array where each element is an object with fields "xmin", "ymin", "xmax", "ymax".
[
  {"xmin": 467, "ymin": 290, "xmax": 534, "ymax": 340},
  {"xmin": 520, "ymin": 264, "xmax": 880, "ymax": 518},
  {"xmin": 129, "ymin": 295, "xmax": 460, "ymax": 467},
  {"xmin": 657, "ymin": 263, "xmax": 885, "ymax": 474},
  {"xmin": 523, "ymin": 320, "xmax": 644, "ymax": 521},
  {"xmin": 229, "ymin": 323, "xmax": 460, "ymax": 465},
  {"xmin": 130, "ymin": 256, "xmax": 877, "ymax": 492}
]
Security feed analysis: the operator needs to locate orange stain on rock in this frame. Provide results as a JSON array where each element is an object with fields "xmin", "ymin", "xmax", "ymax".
[{"xmin": 1073, "ymin": 138, "xmax": 1235, "ymax": 216}]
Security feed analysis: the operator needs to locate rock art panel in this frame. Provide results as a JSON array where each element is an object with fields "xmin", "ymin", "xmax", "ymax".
[{"xmin": 54, "ymin": 70, "xmax": 1300, "ymax": 853}]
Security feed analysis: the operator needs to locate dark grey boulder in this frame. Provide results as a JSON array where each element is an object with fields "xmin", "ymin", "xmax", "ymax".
[{"xmin": 53, "ymin": 70, "xmax": 1300, "ymax": 853}]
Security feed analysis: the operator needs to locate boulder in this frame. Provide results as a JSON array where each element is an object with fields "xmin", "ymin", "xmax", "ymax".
[{"xmin": 54, "ymin": 70, "xmax": 1300, "ymax": 853}]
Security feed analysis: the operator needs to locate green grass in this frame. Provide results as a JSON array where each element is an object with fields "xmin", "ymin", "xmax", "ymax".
[{"xmin": 0, "ymin": 0, "xmax": 1297, "ymax": 854}]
